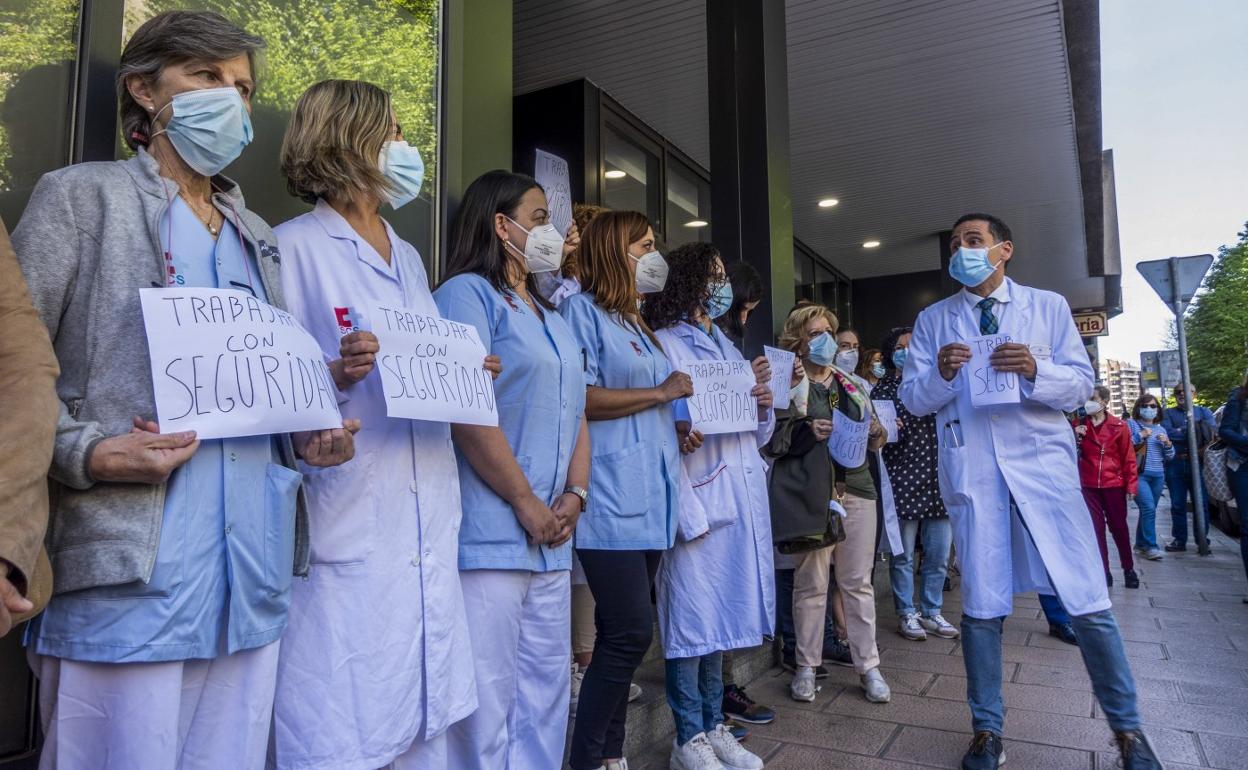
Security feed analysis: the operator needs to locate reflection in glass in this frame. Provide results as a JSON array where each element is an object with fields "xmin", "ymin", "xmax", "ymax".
[
  {"xmin": 666, "ymin": 159, "xmax": 710, "ymax": 244},
  {"xmin": 121, "ymin": 0, "xmax": 441, "ymax": 263},
  {"xmin": 0, "ymin": 0, "xmax": 78, "ymax": 227},
  {"xmin": 794, "ymin": 253, "xmax": 814, "ymax": 302},
  {"xmin": 815, "ymin": 262, "xmax": 836, "ymax": 310},
  {"xmin": 603, "ymin": 123, "xmax": 660, "ymax": 226}
]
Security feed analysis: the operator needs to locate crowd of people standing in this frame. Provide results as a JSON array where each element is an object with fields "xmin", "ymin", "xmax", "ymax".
[{"xmin": 2, "ymin": 9, "xmax": 1246, "ymax": 770}]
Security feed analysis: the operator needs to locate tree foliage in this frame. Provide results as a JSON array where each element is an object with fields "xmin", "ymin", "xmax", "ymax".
[{"xmin": 1182, "ymin": 222, "xmax": 1248, "ymax": 406}]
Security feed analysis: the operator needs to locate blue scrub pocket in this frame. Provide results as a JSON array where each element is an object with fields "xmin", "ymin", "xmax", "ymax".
[
  {"xmin": 264, "ymin": 463, "xmax": 302, "ymax": 594},
  {"xmin": 590, "ymin": 440, "xmax": 655, "ymax": 518}
]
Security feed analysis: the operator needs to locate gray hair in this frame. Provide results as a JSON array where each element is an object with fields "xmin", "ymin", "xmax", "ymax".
[{"xmin": 118, "ymin": 10, "xmax": 264, "ymax": 150}]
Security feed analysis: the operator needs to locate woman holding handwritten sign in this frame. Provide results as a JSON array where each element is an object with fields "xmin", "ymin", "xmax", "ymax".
[
  {"xmin": 270, "ymin": 81, "xmax": 501, "ymax": 769},
  {"xmin": 434, "ymin": 171, "xmax": 590, "ymax": 770},
  {"xmin": 642, "ymin": 243, "xmax": 773, "ymax": 770},
  {"xmin": 559, "ymin": 210, "xmax": 686, "ymax": 770}
]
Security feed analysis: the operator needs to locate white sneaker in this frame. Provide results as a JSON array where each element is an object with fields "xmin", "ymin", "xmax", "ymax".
[
  {"xmin": 861, "ymin": 668, "xmax": 891, "ymax": 703},
  {"xmin": 598, "ymin": 760, "xmax": 630, "ymax": 770},
  {"xmin": 898, "ymin": 612, "xmax": 927, "ymax": 640},
  {"xmin": 1144, "ymin": 548, "xmax": 1165, "ymax": 561},
  {"xmin": 629, "ymin": 681, "xmax": 643, "ymax": 702},
  {"xmin": 708, "ymin": 723, "xmax": 764, "ymax": 770},
  {"xmin": 918, "ymin": 614, "xmax": 960, "ymax": 639},
  {"xmin": 570, "ymin": 663, "xmax": 585, "ymax": 718},
  {"xmin": 790, "ymin": 665, "xmax": 818, "ymax": 702},
  {"xmin": 671, "ymin": 733, "xmax": 724, "ymax": 770}
]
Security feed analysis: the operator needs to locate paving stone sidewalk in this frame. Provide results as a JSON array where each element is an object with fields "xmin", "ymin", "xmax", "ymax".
[{"xmin": 631, "ymin": 497, "xmax": 1248, "ymax": 769}]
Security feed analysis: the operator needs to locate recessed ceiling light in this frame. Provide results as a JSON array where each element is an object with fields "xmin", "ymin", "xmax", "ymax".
[
  {"xmin": 818, "ymin": 198, "xmax": 839, "ymax": 208},
  {"xmin": 862, "ymin": 240, "xmax": 881, "ymax": 248},
  {"xmin": 684, "ymin": 219, "xmax": 709, "ymax": 228},
  {"xmin": 604, "ymin": 169, "xmax": 626, "ymax": 179}
]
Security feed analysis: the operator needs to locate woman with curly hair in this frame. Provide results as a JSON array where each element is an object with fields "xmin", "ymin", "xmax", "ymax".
[{"xmin": 642, "ymin": 242, "xmax": 774, "ymax": 770}]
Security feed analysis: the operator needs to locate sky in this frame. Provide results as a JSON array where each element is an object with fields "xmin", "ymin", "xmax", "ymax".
[{"xmin": 1097, "ymin": 0, "xmax": 1248, "ymax": 365}]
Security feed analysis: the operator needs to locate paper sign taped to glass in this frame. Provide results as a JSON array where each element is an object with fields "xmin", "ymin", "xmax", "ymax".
[
  {"xmin": 140, "ymin": 287, "xmax": 343, "ymax": 439},
  {"xmin": 369, "ymin": 303, "xmax": 499, "ymax": 426}
]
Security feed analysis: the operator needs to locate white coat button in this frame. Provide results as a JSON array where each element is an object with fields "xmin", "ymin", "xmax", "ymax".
[
  {"xmin": 410, "ymin": 480, "xmax": 418, "ymax": 493},
  {"xmin": 410, "ymin": 553, "xmax": 421, "ymax": 566},
  {"xmin": 998, "ymin": 504, "xmax": 1005, "ymax": 512},
  {"xmin": 229, "ymin": 452, "xmax": 237, "ymax": 462},
  {"xmin": 224, "ymin": 525, "xmax": 232, "ymax": 535},
  {"xmin": 992, "ymin": 414, "xmax": 1000, "ymax": 422}
]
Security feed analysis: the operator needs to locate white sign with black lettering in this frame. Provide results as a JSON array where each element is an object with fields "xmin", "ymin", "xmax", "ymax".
[
  {"xmin": 764, "ymin": 345, "xmax": 795, "ymax": 410},
  {"xmin": 873, "ymin": 400, "xmax": 899, "ymax": 443},
  {"xmin": 371, "ymin": 304, "xmax": 498, "ymax": 426},
  {"xmin": 686, "ymin": 358, "xmax": 758, "ymax": 435},
  {"xmin": 828, "ymin": 408, "xmax": 871, "ymax": 468},
  {"xmin": 966, "ymin": 333, "xmax": 1022, "ymax": 407},
  {"xmin": 140, "ymin": 288, "xmax": 342, "ymax": 439}
]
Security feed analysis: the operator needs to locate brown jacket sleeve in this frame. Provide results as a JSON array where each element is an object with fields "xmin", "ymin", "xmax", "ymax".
[{"xmin": 0, "ymin": 216, "xmax": 60, "ymax": 608}]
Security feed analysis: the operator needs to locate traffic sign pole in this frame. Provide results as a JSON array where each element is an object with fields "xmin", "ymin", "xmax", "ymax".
[{"xmin": 1167, "ymin": 256, "xmax": 1210, "ymax": 556}]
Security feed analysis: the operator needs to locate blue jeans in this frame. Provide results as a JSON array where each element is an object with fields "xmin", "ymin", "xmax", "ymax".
[
  {"xmin": 890, "ymin": 518, "xmax": 953, "ymax": 616},
  {"xmin": 665, "ymin": 653, "xmax": 725, "ymax": 745},
  {"xmin": 961, "ymin": 610, "xmax": 1140, "ymax": 734},
  {"xmin": 1134, "ymin": 472, "xmax": 1166, "ymax": 550},
  {"xmin": 1232, "ymin": 462, "xmax": 1248, "ymax": 581},
  {"xmin": 1166, "ymin": 460, "xmax": 1209, "ymax": 546},
  {"xmin": 1038, "ymin": 593, "xmax": 1070, "ymax": 625},
  {"xmin": 775, "ymin": 567, "xmax": 836, "ymax": 656}
]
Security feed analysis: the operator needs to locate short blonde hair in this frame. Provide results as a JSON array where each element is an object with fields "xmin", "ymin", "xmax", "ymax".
[
  {"xmin": 280, "ymin": 79, "xmax": 394, "ymax": 205},
  {"xmin": 778, "ymin": 304, "xmax": 839, "ymax": 353}
]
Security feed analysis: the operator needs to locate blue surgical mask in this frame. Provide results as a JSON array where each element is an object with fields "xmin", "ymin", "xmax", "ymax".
[
  {"xmin": 379, "ymin": 140, "xmax": 425, "ymax": 209},
  {"xmin": 949, "ymin": 241, "xmax": 1007, "ymax": 288},
  {"xmin": 152, "ymin": 87, "xmax": 253, "ymax": 176},
  {"xmin": 806, "ymin": 332, "xmax": 835, "ymax": 367},
  {"xmin": 835, "ymin": 349, "xmax": 858, "ymax": 372},
  {"xmin": 1140, "ymin": 406, "xmax": 1158, "ymax": 421},
  {"xmin": 892, "ymin": 347, "xmax": 908, "ymax": 371},
  {"xmin": 871, "ymin": 362, "xmax": 886, "ymax": 379},
  {"xmin": 704, "ymin": 280, "xmax": 733, "ymax": 319}
]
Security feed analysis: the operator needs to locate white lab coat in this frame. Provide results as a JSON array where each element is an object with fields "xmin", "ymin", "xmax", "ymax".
[
  {"xmin": 899, "ymin": 279, "xmax": 1108, "ymax": 619},
  {"xmin": 654, "ymin": 322, "xmax": 776, "ymax": 659},
  {"xmin": 270, "ymin": 202, "xmax": 476, "ymax": 769}
]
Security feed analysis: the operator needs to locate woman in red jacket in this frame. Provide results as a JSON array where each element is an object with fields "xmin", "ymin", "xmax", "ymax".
[{"xmin": 1075, "ymin": 386, "xmax": 1140, "ymax": 588}]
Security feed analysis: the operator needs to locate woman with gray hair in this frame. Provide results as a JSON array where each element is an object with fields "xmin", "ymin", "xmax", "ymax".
[{"xmin": 11, "ymin": 11, "xmax": 357, "ymax": 769}]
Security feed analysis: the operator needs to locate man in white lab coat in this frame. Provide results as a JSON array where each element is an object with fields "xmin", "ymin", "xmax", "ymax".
[{"xmin": 900, "ymin": 214, "xmax": 1164, "ymax": 770}]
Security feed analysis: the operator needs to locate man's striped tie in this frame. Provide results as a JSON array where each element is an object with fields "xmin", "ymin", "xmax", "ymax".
[{"xmin": 978, "ymin": 298, "xmax": 999, "ymax": 335}]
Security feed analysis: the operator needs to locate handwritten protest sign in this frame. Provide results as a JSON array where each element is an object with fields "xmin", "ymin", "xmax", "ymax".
[
  {"xmin": 535, "ymin": 149, "xmax": 573, "ymax": 236},
  {"xmin": 370, "ymin": 304, "xmax": 498, "ymax": 426},
  {"xmin": 966, "ymin": 333, "xmax": 1022, "ymax": 407},
  {"xmin": 140, "ymin": 288, "xmax": 342, "ymax": 440},
  {"xmin": 873, "ymin": 400, "xmax": 899, "ymax": 443},
  {"xmin": 686, "ymin": 359, "xmax": 757, "ymax": 435},
  {"xmin": 828, "ymin": 408, "xmax": 870, "ymax": 467},
  {"xmin": 764, "ymin": 346, "xmax": 796, "ymax": 410}
]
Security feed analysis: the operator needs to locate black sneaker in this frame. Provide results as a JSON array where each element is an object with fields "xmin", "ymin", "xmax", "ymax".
[
  {"xmin": 1124, "ymin": 569, "xmax": 1140, "ymax": 589},
  {"xmin": 1115, "ymin": 730, "xmax": 1164, "ymax": 769},
  {"xmin": 722, "ymin": 684, "xmax": 776, "ymax": 725},
  {"xmin": 961, "ymin": 731, "xmax": 1006, "ymax": 769},
  {"xmin": 1049, "ymin": 622, "xmax": 1078, "ymax": 645},
  {"xmin": 822, "ymin": 637, "xmax": 854, "ymax": 668},
  {"xmin": 726, "ymin": 718, "xmax": 750, "ymax": 742},
  {"xmin": 1164, "ymin": 541, "xmax": 1187, "ymax": 552},
  {"xmin": 781, "ymin": 650, "xmax": 830, "ymax": 679}
]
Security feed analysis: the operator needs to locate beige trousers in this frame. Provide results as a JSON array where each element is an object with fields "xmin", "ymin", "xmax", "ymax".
[
  {"xmin": 571, "ymin": 581, "xmax": 597, "ymax": 656},
  {"xmin": 792, "ymin": 545, "xmax": 834, "ymax": 668},
  {"xmin": 833, "ymin": 493, "xmax": 881, "ymax": 674}
]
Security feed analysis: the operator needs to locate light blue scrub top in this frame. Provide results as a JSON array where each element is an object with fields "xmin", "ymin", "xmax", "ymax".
[
  {"xmin": 31, "ymin": 197, "xmax": 301, "ymax": 662},
  {"xmin": 559, "ymin": 293, "xmax": 678, "ymax": 550},
  {"xmin": 433, "ymin": 274, "xmax": 586, "ymax": 572}
]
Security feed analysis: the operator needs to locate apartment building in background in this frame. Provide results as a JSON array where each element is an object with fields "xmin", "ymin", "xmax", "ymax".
[{"xmin": 1100, "ymin": 358, "xmax": 1143, "ymax": 417}]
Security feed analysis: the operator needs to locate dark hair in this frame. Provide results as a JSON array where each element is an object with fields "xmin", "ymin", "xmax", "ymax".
[
  {"xmin": 643, "ymin": 242, "xmax": 722, "ymax": 331},
  {"xmin": 715, "ymin": 261, "xmax": 763, "ymax": 342},
  {"xmin": 1094, "ymin": 385, "xmax": 1112, "ymax": 401},
  {"xmin": 1131, "ymin": 394, "xmax": 1165, "ymax": 422},
  {"xmin": 856, "ymin": 348, "xmax": 883, "ymax": 379},
  {"xmin": 952, "ymin": 212, "xmax": 1013, "ymax": 244},
  {"xmin": 119, "ymin": 11, "xmax": 265, "ymax": 151},
  {"xmin": 881, "ymin": 325, "xmax": 913, "ymax": 375},
  {"xmin": 444, "ymin": 169, "xmax": 552, "ymax": 310}
]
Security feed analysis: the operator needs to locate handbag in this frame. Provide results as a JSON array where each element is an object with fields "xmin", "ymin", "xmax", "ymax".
[{"xmin": 1203, "ymin": 441, "xmax": 1234, "ymax": 503}]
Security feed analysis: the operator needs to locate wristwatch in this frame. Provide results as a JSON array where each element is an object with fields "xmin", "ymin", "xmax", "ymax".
[{"xmin": 563, "ymin": 485, "xmax": 589, "ymax": 511}]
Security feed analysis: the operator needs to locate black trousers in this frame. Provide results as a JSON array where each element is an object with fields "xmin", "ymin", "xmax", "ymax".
[{"xmin": 568, "ymin": 548, "xmax": 662, "ymax": 768}]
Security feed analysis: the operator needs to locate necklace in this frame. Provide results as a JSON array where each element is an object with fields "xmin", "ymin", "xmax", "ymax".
[{"xmin": 186, "ymin": 197, "xmax": 220, "ymax": 236}]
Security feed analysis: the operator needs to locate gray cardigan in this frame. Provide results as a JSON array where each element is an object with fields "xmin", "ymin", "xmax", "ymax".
[{"xmin": 12, "ymin": 150, "xmax": 310, "ymax": 594}]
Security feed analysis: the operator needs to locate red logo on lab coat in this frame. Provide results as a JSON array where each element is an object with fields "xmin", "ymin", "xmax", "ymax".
[
  {"xmin": 334, "ymin": 306, "xmax": 360, "ymax": 335},
  {"xmin": 630, "ymin": 341, "xmax": 644, "ymax": 357}
]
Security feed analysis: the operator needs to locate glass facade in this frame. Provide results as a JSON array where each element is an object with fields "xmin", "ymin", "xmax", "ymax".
[
  {"xmin": 0, "ymin": 0, "xmax": 79, "ymax": 229},
  {"xmin": 794, "ymin": 240, "xmax": 851, "ymax": 326},
  {"xmin": 602, "ymin": 121, "xmax": 661, "ymax": 228},
  {"xmin": 665, "ymin": 156, "xmax": 710, "ymax": 245}
]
